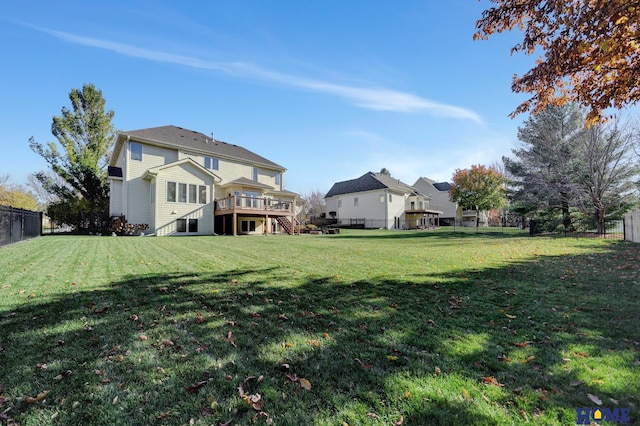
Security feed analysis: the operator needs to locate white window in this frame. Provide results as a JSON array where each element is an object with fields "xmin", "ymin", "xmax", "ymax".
[
  {"xmin": 253, "ymin": 167, "xmax": 259, "ymax": 182},
  {"xmin": 167, "ymin": 182, "xmax": 177, "ymax": 202},
  {"xmin": 275, "ymin": 172, "xmax": 281, "ymax": 185},
  {"xmin": 354, "ymin": 197, "xmax": 359, "ymax": 207},
  {"xmin": 130, "ymin": 142, "xmax": 142, "ymax": 161},
  {"xmin": 150, "ymin": 182, "xmax": 155, "ymax": 204},
  {"xmin": 379, "ymin": 194, "xmax": 384, "ymax": 203},
  {"xmin": 178, "ymin": 183, "xmax": 187, "ymax": 203},
  {"xmin": 338, "ymin": 200, "xmax": 342, "ymax": 208},
  {"xmin": 199, "ymin": 185, "xmax": 206, "ymax": 204},
  {"xmin": 205, "ymin": 156, "xmax": 219, "ymax": 170},
  {"xmin": 389, "ymin": 194, "xmax": 392, "ymax": 202},
  {"xmin": 188, "ymin": 184, "xmax": 197, "ymax": 203}
]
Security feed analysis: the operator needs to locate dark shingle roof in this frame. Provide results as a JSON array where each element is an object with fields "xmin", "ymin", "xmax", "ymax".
[
  {"xmin": 433, "ymin": 182, "xmax": 451, "ymax": 192},
  {"xmin": 325, "ymin": 172, "xmax": 419, "ymax": 198},
  {"xmin": 123, "ymin": 125, "xmax": 283, "ymax": 170}
]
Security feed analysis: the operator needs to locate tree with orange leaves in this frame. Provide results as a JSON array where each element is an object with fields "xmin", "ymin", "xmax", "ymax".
[
  {"xmin": 475, "ymin": 1, "xmax": 640, "ymax": 125},
  {"xmin": 449, "ymin": 165, "xmax": 507, "ymax": 228}
]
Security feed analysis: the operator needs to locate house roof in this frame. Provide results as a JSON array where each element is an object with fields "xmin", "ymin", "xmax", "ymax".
[
  {"xmin": 414, "ymin": 177, "xmax": 451, "ymax": 192},
  {"xmin": 325, "ymin": 172, "xmax": 422, "ymax": 198},
  {"xmin": 118, "ymin": 125, "xmax": 284, "ymax": 170},
  {"xmin": 433, "ymin": 182, "xmax": 451, "ymax": 192},
  {"xmin": 220, "ymin": 177, "xmax": 274, "ymax": 190},
  {"xmin": 143, "ymin": 158, "xmax": 221, "ymax": 182}
]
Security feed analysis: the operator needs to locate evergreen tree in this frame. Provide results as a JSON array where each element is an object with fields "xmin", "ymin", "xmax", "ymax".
[{"xmin": 29, "ymin": 84, "xmax": 115, "ymax": 231}]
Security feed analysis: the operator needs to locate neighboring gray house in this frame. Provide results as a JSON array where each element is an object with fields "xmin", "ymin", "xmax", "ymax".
[
  {"xmin": 413, "ymin": 177, "xmax": 488, "ymax": 227},
  {"xmin": 108, "ymin": 125, "xmax": 299, "ymax": 236},
  {"xmin": 325, "ymin": 172, "xmax": 441, "ymax": 229}
]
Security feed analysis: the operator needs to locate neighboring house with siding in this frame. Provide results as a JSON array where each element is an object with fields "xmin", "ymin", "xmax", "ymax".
[
  {"xmin": 108, "ymin": 125, "xmax": 299, "ymax": 236},
  {"xmin": 413, "ymin": 177, "xmax": 489, "ymax": 227},
  {"xmin": 324, "ymin": 172, "xmax": 441, "ymax": 229}
]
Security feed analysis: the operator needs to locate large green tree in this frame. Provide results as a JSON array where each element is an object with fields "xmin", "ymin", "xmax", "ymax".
[
  {"xmin": 29, "ymin": 84, "xmax": 115, "ymax": 231},
  {"xmin": 503, "ymin": 104, "xmax": 585, "ymax": 226},
  {"xmin": 449, "ymin": 165, "xmax": 507, "ymax": 228},
  {"xmin": 504, "ymin": 104, "xmax": 639, "ymax": 233}
]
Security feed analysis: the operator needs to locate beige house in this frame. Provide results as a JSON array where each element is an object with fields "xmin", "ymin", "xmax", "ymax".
[
  {"xmin": 324, "ymin": 172, "xmax": 441, "ymax": 229},
  {"xmin": 108, "ymin": 125, "xmax": 299, "ymax": 236},
  {"xmin": 413, "ymin": 177, "xmax": 489, "ymax": 227}
]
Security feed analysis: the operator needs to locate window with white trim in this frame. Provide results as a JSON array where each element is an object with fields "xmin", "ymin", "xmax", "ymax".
[
  {"xmin": 204, "ymin": 156, "xmax": 219, "ymax": 170},
  {"xmin": 178, "ymin": 183, "xmax": 187, "ymax": 203},
  {"xmin": 354, "ymin": 197, "xmax": 359, "ymax": 207},
  {"xmin": 130, "ymin": 142, "xmax": 142, "ymax": 161},
  {"xmin": 253, "ymin": 167, "xmax": 259, "ymax": 182},
  {"xmin": 167, "ymin": 182, "xmax": 177, "ymax": 202}
]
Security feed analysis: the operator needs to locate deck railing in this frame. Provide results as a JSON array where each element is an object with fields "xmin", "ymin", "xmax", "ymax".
[{"xmin": 215, "ymin": 195, "xmax": 293, "ymax": 213}]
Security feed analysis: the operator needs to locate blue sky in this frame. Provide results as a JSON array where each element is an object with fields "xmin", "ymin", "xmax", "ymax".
[{"xmin": 0, "ymin": 1, "xmax": 536, "ymax": 195}]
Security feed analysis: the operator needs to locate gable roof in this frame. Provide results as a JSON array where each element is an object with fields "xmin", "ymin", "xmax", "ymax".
[
  {"xmin": 414, "ymin": 177, "xmax": 451, "ymax": 192},
  {"xmin": 143, "ymin": 158, "xmax": 221, "ymax": 182},
  {"xmin": 325, "ymin": 172, "xmax": 422, "ymax": 198},
  {"xmin": 115, "ymin": 125, "xmax": 284, "ymax": 170}
]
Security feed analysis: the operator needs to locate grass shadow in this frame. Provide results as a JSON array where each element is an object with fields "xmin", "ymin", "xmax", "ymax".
[{"xmin": 0, "ymin": 241, "xmax": 638, "ymax": 425}]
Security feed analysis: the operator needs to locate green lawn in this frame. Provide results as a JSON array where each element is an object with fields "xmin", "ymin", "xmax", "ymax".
[{"xmin": 0, "ymin": 229, "xmax": 638, "ymax": 425}]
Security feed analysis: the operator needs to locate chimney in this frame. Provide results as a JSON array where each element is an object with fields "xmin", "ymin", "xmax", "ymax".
[{"xmin": 211, "ymin": 132, "xmax": 215, "ymax": 143}]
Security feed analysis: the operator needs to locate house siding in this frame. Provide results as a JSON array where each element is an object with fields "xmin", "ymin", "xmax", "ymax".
[{"xmin": 154, "ymin": 163, "xmax": 215, "ymax": 236}]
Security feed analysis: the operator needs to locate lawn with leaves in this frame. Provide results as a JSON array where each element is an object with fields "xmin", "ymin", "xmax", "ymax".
[{"xmin": 0, "ymin": 229, "xmax": 638, "ymax": 425}]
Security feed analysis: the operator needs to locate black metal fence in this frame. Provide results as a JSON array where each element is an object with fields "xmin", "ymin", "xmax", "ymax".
[
  {"xmin": 0, "ymin": 206, "xmax": 42, "ymax": 246},
  {"xmin": 528, "ymin": 218, "xmax": 624, "ymax": 240}
]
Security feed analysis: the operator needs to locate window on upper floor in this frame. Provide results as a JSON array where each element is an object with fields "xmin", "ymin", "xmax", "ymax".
[
  {"xmin": 130, "ymin": 142, "xmax": 142, "ymax": 161},
  {"xmin": 354, "ymin": 197, "xmax": 359, "ymax": 207},
  {"xmin": 338, "ymin": 200, "xmax": 342, "ymax": 208},
  {"xmin": 253, "ymin": 167, "xmax": 259, "ymax": 182},
  {"xmin": 275, "ymin": 172, "xmax": 281, "ymax": 185},
  {"xmin": 389, "ymin": 194, "xmax": 392, "ymax": 202},
  {"xmin": 379, "ymin": 194, "xmax": 384, "ymax": 203},
  {"xmin": 204, "ymin": 156, "xmax": 219, "ymax": 170}
]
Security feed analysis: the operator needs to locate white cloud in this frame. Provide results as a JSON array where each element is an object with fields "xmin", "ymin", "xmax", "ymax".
[{"xmin": 31, "ymin": 24, "xmax": 483, "ymax": 123}]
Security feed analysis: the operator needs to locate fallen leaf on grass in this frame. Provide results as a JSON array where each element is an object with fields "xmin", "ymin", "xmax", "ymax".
[
  {"xmin": 462, "ymin": 389, "xmax": 471, "ymax": 401},
  {"xmin": 299, "ymin": 378, "xmax": 312, "ymax": 390},
  {"xmin": 195, "ymin": 311, "xmax": 206, "ymax": 324},
  {"xmin": 223, "ymin": 332, "xmax": 237, "ymax": 347},
  {"xmin": 367, "ymin": 412, "xmax": 380, "ymax": 420},
  {"xmin": 155, "ymin": 410, "xmax": 171, "ymax": 420},
  {"xmin": 185, "ymin": 381, "xmax": 208, "ymax": 394},
  {"xmin": 570, "ymin": 380, "xmax": 584, "ymax": 387},
  {"xmin": 93, "ymin": 306, "xmax": 109, "ymax": 315},
  {"xmin": 354, "ymin": 358, "xmax": 373, "ymax": 370},
  {"xmin": 481, "ymin": 377, "xmax": 505, "ymax": 387},
  {"xmin": 513, "ymin": 341, "xmax": 530, "ymax": 347},
  {"xmin": 24, "ymin": 390, "xmax": 50, "ymax": 404},
  {"xmin": 587, "ymin": 393, "xmax": 603, "ymax": 406}
]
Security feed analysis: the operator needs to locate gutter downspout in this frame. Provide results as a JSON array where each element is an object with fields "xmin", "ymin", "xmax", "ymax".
[{"xmin": 122, "ymin": 135, "xmax": 130, "ymax": 221}]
